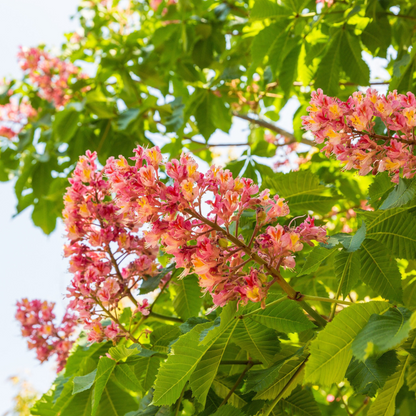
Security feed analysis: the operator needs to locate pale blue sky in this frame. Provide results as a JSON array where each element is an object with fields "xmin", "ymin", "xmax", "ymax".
[
  {"xmin": 0, "ymin": 1, "xmax": 79, "ymax": 413},
  {"xmin": 0, "ymin": 1, "xmax": 392, "ymax": 413}
]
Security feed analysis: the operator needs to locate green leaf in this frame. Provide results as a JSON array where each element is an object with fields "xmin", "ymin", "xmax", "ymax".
[
  {"xmin": 108, "ymin": 343, "xmax": 141, "ymax": 362},
  {"xmin": 134, "ymin": 356, "xmax": 161, "ymax": 392},
  {"xmin": 299, "ymin": 247, "xmax": 337, "ymax": 276},
  {"xmin": 117, "ymin": 108, "xmax": 141, "ymax": 131},
  {"xmin": 276, "ymin": 386, "xmax": 322, "ymax": 416},
  {"xmin": 211, "ymin": 404, "xmax": 245, "ymax": 416},
  {"xmin": 232, "ymin": 319, "xmax": 280, "ymax": 366},
  {"xmin": 114, "ymin": 364, "xmax": 142, "ymax": 392},
  {"xmin": 305, "ymin": 302, "xmax": 390, "ymax": 386},
  {"xmin": 361, "ymin": 17, "xmax": 391, "ymax": 58},
  {"xmin": 368, "ymin": 172, "xmax": 394, "ymax": 209},
  {"xmin": 153, "ymin": 319, "xmax": 233, "ymax": 406},
  {"xmin": 352, "ymin": 308, "xmax": 415, "ymax": 361},
  {"xmin": 380, "ymin": 178, "xmax": 416, "ymax": 210},
  {"xmin": 150, "ymin": 325, "xmax": 181, "ymax": 354},
  {"xmin": 362, "ymin": 208, "xmax": 416, "ymax": 259},
  {"xmin": 95, "ymin": 381, "xmax": 137, "ymax": 416},
  {"xmin": 250, "ymin": 0, "xmax": 291, "ymax": 20},
  {"xmin": 211, "ymin": 378, "xmax": 247, "ymax": 408},
  {"xmin": 173, "ymin": 275, "xmax": 202, "ymax": 320},
  {"xmin": 53, "ymin": 107, "xmax": 80, "ymax": 142},
  {"xmin": 340, "ymin": 30, "xmax": 370, "ymax": 86},
  {"xmin": 334, "ymin": 250, "xmax": 361, "ymax": 296},
  {"xmin": 335, "ymin": 221, "xmax": 366, "ymax": 252},
  {"xmin": 189, "ymin": 319, "xmax": 239, "ymax": 407},
  {"xmin": 360, "ymin": 240, "xmax": 403, "ymax": 303},
  {"xmin": 73, "ymin": 369, "xmax": 97, "ymax": 394},
  {"xmin": 280, "ymin": 44, "xmax": 301, "ymax": 97},
  {"xmin": 247, "ymin": 298, "xmax": 315, "ymax": 333},
  {"xmin": 367, "ymin": 333, "xmax": 416, "ymax": 416},
  {"xmin": 92, "ymin": 357, "xmax": 117, "ymax": 416},
  {"xmin": 346, "ymin": 351, "xmax": 399, "ymax": 397},
  {"xmin": 254, "ymin": 353, "xmax": 307, "ymax": 400},
  {"xmin": 31, "ymin": 199, "xmax": 57, "ymax": 235},
  {"xmin": 140, "ymin": 264, "xmax": 176, "ymax": 294},
  {"xmin": 315, "ymin": 30, "xmax": 343, "ymax": 96}
]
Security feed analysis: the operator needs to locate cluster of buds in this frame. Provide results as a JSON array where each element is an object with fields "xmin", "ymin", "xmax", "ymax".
[
  {"xmin": 17, "ymin": 47, "xmax": 84, "ymax": 107},
  {"xmin": 15, "ymin": 299, "xmax": 76, "ymax": 372},
  {"xmin": 63, "ymin": 150, "xmax": 158, "ymax": 343},
  {"xmin": 302, "ymin": 88, "xmax": 416, "ymax": 183},
  {"xmin": 0, "ymin": 100, "xmax": 37, "ymax": 140},
  {"xmin": 105, "ymin": 146, "xmax": 327, "ymax": 308}
]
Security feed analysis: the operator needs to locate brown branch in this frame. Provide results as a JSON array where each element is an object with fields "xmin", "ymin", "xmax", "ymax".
[
  {"xmin": 351, "ymin": 128, "xmax": 416, "ymax": 145},
  {"xmin": 232, "ymin": 112, "xmax": 315, "ymax": 146}
]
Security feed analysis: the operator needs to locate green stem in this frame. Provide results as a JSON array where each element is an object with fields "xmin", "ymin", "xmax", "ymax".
[
  {"xmin": 220, "ymin": 360, "xmax": 262, "ymax": 365},
  {"xmin": 219, "ymin": 361, "xmax": 254, "ymax": 407},
  {"xmin": 302, "ymin": 295, "xmax": 352, "ymax": 306},
  {"xmin": 150, "ymin": 311, "xmax": 184, "ymax": 323},
  {"xmin": 298, "ymin": 300, "xmax": 328, "ymax": 327},
  {"xmin": 263, "ymin": 358, "xmax": 308, "ymax": 416},
  {"xmin": 351, "ymin": 397, "xmax": 369, "ymax": 416},
  {"xmin": 174, "ymin": 383, "xmax": 187, "ymax": 416}
]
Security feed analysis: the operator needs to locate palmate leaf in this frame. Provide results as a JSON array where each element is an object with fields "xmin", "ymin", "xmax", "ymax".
[
  {"xmin": 254, "ymin": 353, "xmax": 308, "ymax": 400},
  {"xmin": 246, "ymin": 298, "xmax": 315, "ymax": 333},
  {"xmin": 250, "ymin": 0, "xmax": 292, "ymax": 20},
  {"xmin": 334, "ymin": 250, "xmax": 361, "ymax": 296},
  {"xmin": 232, "ymin": 319, "xmax": 280, "ymax": 366},
  {"xmin": 189, "ymin": 319, "xmax": 239, "ymax": 407},
  {"xmin": 173, "ymin": 275, "xmax": 202, "ymax": 320},
  {"xmin": 361, "ymin": 208, "xmax": 416, "ymax": 259},
  {"xmin": 367, "ymin": 333, "xmax": 416, "ymax": 416},
  {"xmin": 346, "ymin": 351, "xmax": 399, "ymax": 397},
  {"xmin": 108, "ymin": 343, "xmax": 141, "ymax": 362},
  {"xmin": 305, "ymin": 302, "xmax": 390, "ymax": 387},
  {"xmin": 150, "ymin": 325, "xmax": 181, "ymax": 354},
  {"xmin": 73, "ymin": 369, "xmax": 97, "ymax": 394},
  {"xmin": 273, "ymin": 386, "xmax": 322, "ymax": 416},
  {"xmin": 352, "ymin": 308, "xmax": 415, "ymax": 361},
  {"xmin": 360, "ymin": 240, "xmax": 403, "ymax": 303}
]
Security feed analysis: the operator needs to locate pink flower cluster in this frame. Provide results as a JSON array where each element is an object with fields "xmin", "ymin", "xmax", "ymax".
[
  {"xmin": 15, "ymin": 299, "xmax": 76, "ymax": 372},
  {"xmin": 0, "ymin": 101, "xmax": 37, "ymax": 140},
  {"xmin": 104, "ymin": 146, "xmax": 327, "ymax": 308},
  {"xmin": 17, "ymin": 47, "xmax": 83, "ymax": 107},
  {"xmin": 63, "ymin": 150, "xmax": 158, "ymax": 343},
  {"xmin": 302, "ymin": 88, "xmax": 416, "ymax": 183}
]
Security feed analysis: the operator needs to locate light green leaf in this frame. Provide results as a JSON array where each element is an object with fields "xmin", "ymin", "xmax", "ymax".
[
  {"xmin": 250, "ymin": 0, "xmax": 292, "ymax": 20},
  {"xmin": 211, "ymin": 378, "xmax": 247, "ymax": 408},
  {"xmin": 334, "ymin": 250, "xmax": 361, "ymax": 296},
  {"xmin": 189, "ymin": 320, "xmax": 239, "ymax": 407},
  {"xmin": 247, "ymin": 298, "xmax": 314, "ymax": 333},
  {"xmin": 108, "ymin": 343, "xmax": 141, "ymax": 362},
  {"xmin": 299, "ymin": 247, "xmax": 337, "ymax": 276},
  {"xmin": 352, "ymin": 308, "xmax": 415, "ymax": 361},
  {"xmin": 153, "ymin": 319, "xmax": 234, "ymax": 406},
  {"xmin": 150, "ymin": 325, "xmax": 181, "ymax": 354},
  {"xmin": 380, "ymin": 178, "xmax": 416, "ymax": 210},
  {"xmin": 362, "ymin": 208, "xmax": 416, "ymax": 259},
  {"xmin": 360, "ymin": 240, "xmax": 403, "ymax": 303},
  {"xmin": 232, "ymin": 319, "xmax": 280, "ymax": 366},
  {"xmin": 173, "ymin": 275, "xmax": 202, "ymax": 320},
  {"xmin": 95, "ymin": 381, "xmax": 137, "ymax": 416},
  {"xmin": 305, "ymin": 302, "xmax": 390, "ymax": 386},
  {"xmin": 368, "ymin": 172, "xmax": 394, "ymax": 210},
  {"xmin": 73, "ymin": 369, "xmax": 97, "ymax": 395},
  {"xmin": 134, "ymin": 356, "xmax": 161, "ymax": 392},
  {"xmin": 315, "ymin": 30, "xmax": 343, "ymax": 96},
  {"xmin": 211, "ymin": 404, "xmax": 245, "ymax": 416},
  {"xmin": 340, "ymin": 30, "xmax": 370, "ymax": 86},
  {"xmin": 114, "ymin": 364, "xmax": 142, "ymax": 393},
  {"xmin": 92, "ymin": 357, "xmax": 117, "ymax": 416}
]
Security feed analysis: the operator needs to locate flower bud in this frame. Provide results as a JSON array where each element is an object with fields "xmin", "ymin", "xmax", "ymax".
[{"xmin": 218, "ymin": 238, "xmax": 229, "ymax": 248}]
